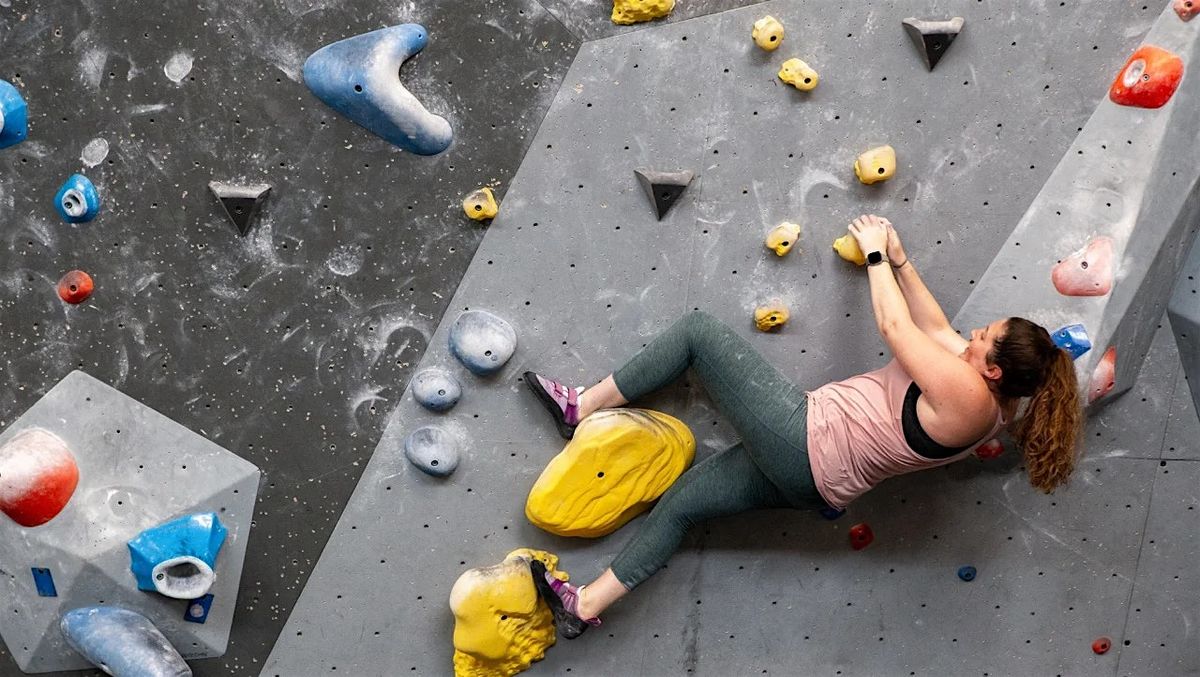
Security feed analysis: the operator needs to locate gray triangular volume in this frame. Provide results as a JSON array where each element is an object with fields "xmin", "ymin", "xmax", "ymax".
[
  {"xmin": 902, "ymin": 17, "xmax": 964, "ymax": 71},
  {"xmin": 634, "ymin": 168, "xmax": 694, "ymax": 221},
  {"xmin": 208, "ymin": 181, "xmax": 271, "ymax": 236}
]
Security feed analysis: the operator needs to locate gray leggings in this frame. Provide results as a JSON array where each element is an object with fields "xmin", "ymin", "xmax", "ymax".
[{"xmin": 608, "ymin": 310, "xmax": 825, "ymax": 590}]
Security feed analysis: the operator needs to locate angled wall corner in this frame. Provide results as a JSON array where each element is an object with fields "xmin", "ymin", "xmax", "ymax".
[
  {"xmin": 1167, "ymin": 234, "xmax": 1200, "ymax": 420},
  {"xmin": 951, "ymin": 4, "xmax": 1200, "ymax": 411}
]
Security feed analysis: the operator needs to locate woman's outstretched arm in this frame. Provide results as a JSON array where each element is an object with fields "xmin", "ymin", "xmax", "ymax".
[{"xmin": 887, "ymin": 224, "xmax": 954, "ymax": 334}]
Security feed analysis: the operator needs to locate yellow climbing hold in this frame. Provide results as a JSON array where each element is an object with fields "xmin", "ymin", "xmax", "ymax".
[
  {"xmin": 778, "ymin": 58, "xmax": 819, "ymax": 91},
  {"xmin": 765, "ymin": 222, "xmax": 802, "ymax": 256},
  {"xmin": 833, "ymin": 233, "xmax": 867, "ymax": 266},
  {"xmin": 611, "ymin": 0, "xmax": 675, "ymax": 25},
  {"xmin": 526, "ymin": 409, "xmax": 695, "ymax": 538},
  {"xmin": 450, "ymin": 548, "xmax": 567, "ymax": 677},
  {"xmin": 463, "ymin": 187, "xmax": 499, "ymax": 221},
  {"xmin": 854, "ymin": 145, "xmax": 896, "ymax": 185},
  {"xmin": 754, "ymin": 304, "xmax": 790, "ymax": 332},
  {"xmin": 752, "ymin": 16, "xmax": 784, "ymax": 51}
]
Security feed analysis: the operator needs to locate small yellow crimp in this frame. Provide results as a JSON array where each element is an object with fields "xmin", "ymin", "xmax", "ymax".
[
  {"xmin": 854, "ymin": 145, "xmax": 896, "ymax": 185},
  {"xmin": 778, "ymin": 58, "xmax": 819, "ymax": 91},
  {"xmin": 754, "ymin": 304, "xmax": 790, "ymax": 332},
  {"xmin": 611, "ymin": 0, "xmax": 675, "ymax": 25},
  {"xmin": 765, "ymin": 222, "xmax": 802, "ymax": 256},
  {"xmin": 833, "ymin": 234, "xmax": 867, "ymax": 266},
  {"xmin": 752, "ymin": 16, "xmax": 784, "ymax": 51},
  {"xmin": 463, "ymin": 187, "xmax": 499, "ymax": 221}
]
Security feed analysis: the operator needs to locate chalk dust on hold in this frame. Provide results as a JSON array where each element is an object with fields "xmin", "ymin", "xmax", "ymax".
[
  {"xmin": 80, "ymin": 138, "xmax": 109, "ymax": 167},
  {"xmin": 163, "ymin": 52, "xmax": 193, "ymax": 83},
  {"xmin": 326, "ymin": 244, "xmax": 365, "ymax": 276}
]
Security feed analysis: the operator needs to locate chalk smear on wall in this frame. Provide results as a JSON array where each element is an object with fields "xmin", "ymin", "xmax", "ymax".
[{"xmin": 81, "ymin": 138, "xmax": 109, "ymax": 167}]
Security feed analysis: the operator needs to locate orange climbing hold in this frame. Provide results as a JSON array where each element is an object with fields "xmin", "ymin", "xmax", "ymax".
[
  {"xmin": 1052, "ymin": 236, "xmax": 1113, "ymax": 297},
  {"xmin": 1089, "ymin": 346, "xmax": 1117, "ymax": 404},
  {"xmin": 1109, "ymin": 45, "xmax": 1184, "ymax": 109},
  {"xmin": 57, "ymin": 270, "xmax": 94, "ymax": 304}
]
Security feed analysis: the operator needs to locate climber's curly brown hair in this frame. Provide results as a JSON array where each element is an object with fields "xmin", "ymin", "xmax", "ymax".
[{"xmin": 989, "ymin": 317, "xmax": 1084, "ymax": 493}]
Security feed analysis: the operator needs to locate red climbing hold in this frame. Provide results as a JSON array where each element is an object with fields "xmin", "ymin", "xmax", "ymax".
[
  {"xmin": 0, "ymin": 428, "xmax": 80, "ymax": 528},
  {"xmin": 1089, "ymin": 346, "xmax": 1117, "ymax": 404},
  {"xmin": 849, "ymin": 522, "xmax": 874, "ymax": 550},
  {"xmin": 1092, "ymin": 636, "xmax": 1112, "ymax": 655},
  {"xmin": 1109, "ymin": 45, "xmax": 1184, "ymax": 109},
  {"xmin": 1175, "ymin": 0, "xmax": 1198, "ymax": 22},
  {"xmin": 57, "ymin": 270, "xmax": 94, "ymax": 304},
  {"xmin": 1052, "ymin": 236, "xmax": 1113, "ymax": 297},
  {"xmin": 975, "ymin": 438, "xmax": 1004, "ymax": 460}
]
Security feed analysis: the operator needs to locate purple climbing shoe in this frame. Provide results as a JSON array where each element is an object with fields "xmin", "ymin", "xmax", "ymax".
[
  {"xmin": 523, "ymin": 371, "xmax": 583, "ymax": 439},
  {"xmin": 529, "ymin": 559, "xmax": 601, "ymax": 639}
]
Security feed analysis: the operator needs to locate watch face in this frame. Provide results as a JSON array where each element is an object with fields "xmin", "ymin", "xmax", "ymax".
[{"xmin": 867, "ymin": 251, "xmax": 883, "ymax": 265}]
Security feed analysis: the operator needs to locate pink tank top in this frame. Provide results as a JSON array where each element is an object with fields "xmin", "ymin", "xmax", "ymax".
[{"xmin": 805, "ymin": 358, "xmax": 1008, "ymax": 510}]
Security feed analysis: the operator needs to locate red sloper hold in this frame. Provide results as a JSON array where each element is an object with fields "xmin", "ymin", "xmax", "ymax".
[
  {"xmin": 0, "ymin": 428, "xmax": 80, "ymax": 527},
  {"xmin": 1088, "ymin": 346, "xmax": 1117, "ymax": 404},
  {"xmin": 1109, "ymin": 45, "xmax": 1184, "ymax": 109},
  {"xmin": 57, "ymin": 270, "xmax": 94, "ymax": 304},
  {"xmin": 849, "ymin": 522, "xmax": 874, "ymax": 550},
  {"xmin": 1052, "ymin": 236, "xmax": 1114, "ymax": 297},
  {"xmin": 975, "ymin": 438, "xmax": 1005, "ymax": 460},
  {"xmin": 1175, "ymin": 0, "xmax": 1199, "ymax": 22},
  {"xmin": 1092, "ymin": 636, "xmax": 1112, "ymax": 655}
]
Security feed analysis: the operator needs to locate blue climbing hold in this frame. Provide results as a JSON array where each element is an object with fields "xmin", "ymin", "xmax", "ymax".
[
  {"xmin": 0, "ymin": 80, "xmax": 28, "ymax": 149},
  {"xmin": 448, "ymin": 310, "xmax": 517, "ymax": 376},
  {"xmin": 819, "ymin": 506, "xmax": 846, "ymax": 520},
  {"xmin": 1051, "ymin": 323, "xmax": 1092, "ymax": 361},
  {"xmin": 184, "ymin": 593, "xmax": 215, "ymax": 624},
  {"xmin": 404, "ymin": 426, "xmax": 460, "ymax": 477},
  {"xmin": 54, "ymin": 174, "xmax": 101, "ymax": 223},
  {"xmin": 31, "ymin": 567, "xmax": 57, "ymax": 597},
  {"xmin": 60, "ymin": 607, "xmax": 191, "ymax": 677},
  {"xmin": 957, "ymin": 565, "xmax": 977, "ymax": 582},
  {"xmin": 303, "ymin": 24, "xmax": 453, "ymax": 156},
  {"xmin": 128, "ymin": 512, "xmax": 227, "ymax": 600},
  {"xmin": 412, "ymin": 368, "xmax": 462, "ymax": 412}
]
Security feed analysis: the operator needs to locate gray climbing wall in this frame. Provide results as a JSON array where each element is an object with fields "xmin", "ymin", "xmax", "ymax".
[
  {"xmin": 0, "ymin": 0, "xmax": 577, "ymax": 674},
  {"xmin": 951, "ymin": 2, "xmax": 1200, "ymax": 409},
  {"xmin": 267, "ymin": 2, "xmax": 1197, "ymax": 676}
]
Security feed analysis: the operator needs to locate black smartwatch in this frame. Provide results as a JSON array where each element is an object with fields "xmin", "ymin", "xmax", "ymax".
[{"xmin": 866, "ymin": 250, "xmax": 886, "ymax": 266}]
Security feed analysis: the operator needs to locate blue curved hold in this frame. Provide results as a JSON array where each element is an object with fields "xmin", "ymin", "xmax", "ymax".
[
  {"xmin": 54, "ymin": 174, "xmax": 101, "ymax": 223},
  {"xmin": 60, "ymin": 607, "xmax": 191, "ymax": 677},
  {"xmin": 448, "ymin": 310, "xmax": 517, "ymax": 376},
  {"xmin": 957, "ymin": 565, "xmax": 977, "ymax": 582},
  {"xmin": 303, "ymin": 24, "xmax": 453, "ymax": 155},
  {"xmin": 819, "ymin": 506, "xmax": 846, "ymax": 520},
  {"xmin": 1051, "ymin": 323, "xmax": 1092, "ymax": 361},
  {"xmin": 128, "ymin": 513, "xmax": 227, "ymax": 600},
  {"xmin": 0, "ymin": 80, "xmax": 28, "ymax": 149},
  {"xmin": 412, "ymin": 368, "xmax": 462, "ymax": 412},
  {"xmin": 404, "ymin": 425, "xmax": 460, "ymax": 477}
]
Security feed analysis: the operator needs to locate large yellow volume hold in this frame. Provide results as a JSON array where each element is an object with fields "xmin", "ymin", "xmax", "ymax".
[
  {"xmin": 778, "ymin": 58, "xmax": 819, "ymax": 91},
  {"xmin": 451, "ymin": 548, "xmax": 567, "ymax": 677},
  {"xmin": 833, "ymin": 233, "xmax": 866, "ymax": 265},
  {"xmin": 526, "ymin": 409, "xmax": 695, "ymax": 538},
  {"xmin": 854, "ymin": 145, "xmax": 896, "ymax": 184},
  {"xmin": 611, "ymin": 0, "xmax": 676, "ymax": 24}
]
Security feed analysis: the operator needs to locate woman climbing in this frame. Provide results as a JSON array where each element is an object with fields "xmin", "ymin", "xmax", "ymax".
[{"xmin": 521, "ymin": 214, "xmax": 1083, "ymax": 638}]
